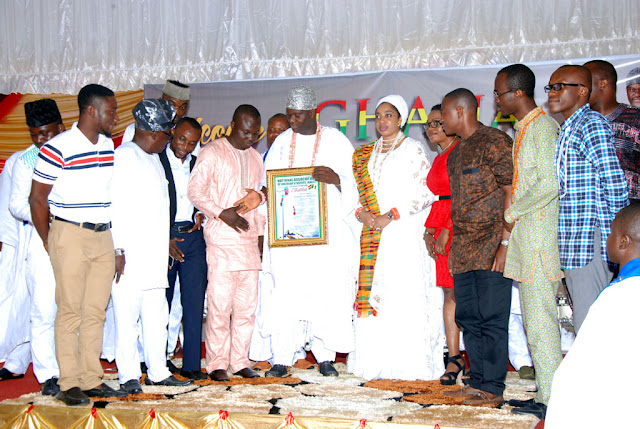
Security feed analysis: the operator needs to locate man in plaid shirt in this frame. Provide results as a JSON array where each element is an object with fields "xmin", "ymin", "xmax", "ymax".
[{"xmin": 547, "ymin": 65, "xmax": 629, "ymax": 333}]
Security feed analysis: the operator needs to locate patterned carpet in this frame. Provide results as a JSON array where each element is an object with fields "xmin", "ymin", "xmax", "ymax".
[{"xmin": 0, "ymin": 359, "xmax": 541, "ymax": 429}]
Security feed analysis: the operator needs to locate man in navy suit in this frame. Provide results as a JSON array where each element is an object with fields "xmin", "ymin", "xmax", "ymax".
[{"xmin": 158, "ymin": 117, "xmax": 208, "ymax": 380}]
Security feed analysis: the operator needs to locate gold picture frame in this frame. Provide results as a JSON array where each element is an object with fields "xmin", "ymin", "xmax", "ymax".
[{"xmin": 266, "ymin": 167, "xmax": 328, "ymax": 247}]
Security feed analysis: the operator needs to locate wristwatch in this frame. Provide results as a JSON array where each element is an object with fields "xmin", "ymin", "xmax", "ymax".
[
  {"xmin": 500, "ymin": 239, "xmax": 509, "ymax": 247},
  {"xmin": 115, "ymin": 248, "xmax": 125, "ymax": 256}
]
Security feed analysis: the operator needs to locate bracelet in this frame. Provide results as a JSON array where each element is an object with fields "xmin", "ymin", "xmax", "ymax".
[
  {"xmin": 389, "ymin": 208, "xmax": 400, "ymax": 220},
  {"xmin": 355, "ymin": 207, "xmax": 364, "ymax": 222},
  {"xmin": 259, "ymin": 189, "xmax": 267, "ymax": 204}
]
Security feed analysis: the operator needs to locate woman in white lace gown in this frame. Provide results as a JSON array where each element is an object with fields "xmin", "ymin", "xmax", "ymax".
[{"xmin": 348, "ymin": 95, "xmax": 444, "ymax": 381}]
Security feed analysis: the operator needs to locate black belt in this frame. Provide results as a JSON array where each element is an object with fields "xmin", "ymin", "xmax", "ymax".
[
  {"xmin": 53, "ymin": 216, "xmax": 111, "ymax": 232},
  {"xmin": 172, "ymin": 222, "xmax": 195, "ymax": 233},
  {"xmin": 439, "ymin": 195, "xmax": 451, "ymax": 200}
]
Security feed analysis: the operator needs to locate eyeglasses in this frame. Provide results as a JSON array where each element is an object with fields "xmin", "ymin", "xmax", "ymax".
[
  {"xmin": 493, "ymin": 88, "xmax": 517, "ymax": 98},
  {"xmin": 423, "ymin": 120, "xmax": 443, "ymax": 131},
  {"xmin": 544, "ymin": 83, "xmax": 586, "ymax": 93},
  {"xmin": 162, "ymin": 130, "xmax": 172, "ymax": 138}
]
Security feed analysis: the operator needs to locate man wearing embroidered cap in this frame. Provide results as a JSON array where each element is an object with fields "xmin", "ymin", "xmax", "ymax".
[
  {"xmin": 110, "ymin": 99, "xmax": 193, "ymax": 394},
  {"xmin": 30, "ymin": 84, "xmax": 123, "ymax": 405},
  {"xmin": 258, "ymin": 85, "xmax": 359, "ymax": 378},
  {"xmin": 626, "ymin": 67, "xmax": 640, "ymax": 108},
  {"xmin": 0, "ymin": 99, "xmax": 64, "ymax": 390}
]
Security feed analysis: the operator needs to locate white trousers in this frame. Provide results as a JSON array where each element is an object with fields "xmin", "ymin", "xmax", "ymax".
[
  {"xmin": 26, "ymin": 238, "xmax": 59, "ymax": 382},
  {"xmin": 111, "ymin": 285, "xmax": 170, "ymax": 384},
  {"xmin": 271, "ymin": 321, "xmax": 336, "ymax": 366},
  {"xmin": 508, "ymin": 282, "xmax": 533, "ymax": 370},
  {"xmin": 3, "ymin": 341, "xmax": 31, "ymax": 374}
]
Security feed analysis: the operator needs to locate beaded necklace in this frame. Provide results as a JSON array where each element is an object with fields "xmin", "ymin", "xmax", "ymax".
[
  {"xmin": 370, "ymin": 131, "xmax": 405, "ymax": 192},
  {"xmin": 289, "ymin": 123, "xmax": 322, "ymax": 168},
  {"xmin": 512, "ymin": 107, "xmax": 544, "ymax": 197}
]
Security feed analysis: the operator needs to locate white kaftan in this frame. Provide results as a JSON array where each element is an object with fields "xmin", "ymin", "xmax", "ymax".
[
  {"xmin": 347, "ymin": 138, "xmax": 445, "ymax": 381},
  {"xmin": 546, "ymin": 271, "xmax": 640, "ymax": 428},
  {"xmin": 0, "ymin": 149, "xmax": 32, "ymax": 368},
  {"xmin": 110, "ymin": 141, "xmax": 171, "ymax": 384},
  {"xmin": 262, "ymin": 127, "xmax": 359, "ymax": 360},
  {"xmin": 9, "ymin": 145, "xmax": 60, "ymax": 382}
]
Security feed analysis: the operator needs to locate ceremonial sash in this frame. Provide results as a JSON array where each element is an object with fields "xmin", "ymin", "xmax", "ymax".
[{"xmin": 353, "ymin": 143, "xmax": 382, "ymax": 318}]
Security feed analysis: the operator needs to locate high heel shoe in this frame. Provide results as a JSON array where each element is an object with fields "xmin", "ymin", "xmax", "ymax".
[{"xmin": 439, "ymin": 354, "xmax": 466, "ymax": 385}]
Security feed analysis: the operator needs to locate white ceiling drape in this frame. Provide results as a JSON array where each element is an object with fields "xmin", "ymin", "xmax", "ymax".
[{"xmin": 2, "ymin": 0, "xmax": 639, "ymax": 94}]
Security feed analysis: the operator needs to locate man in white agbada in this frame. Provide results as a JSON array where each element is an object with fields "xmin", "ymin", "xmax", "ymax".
[
  {"xmin": 545, "ymin": 203, "xmax": 640, "ymax": 428},
  {"xmin": 110, "ymin": 99, "xmax": 193, "ymax": 394},
  {"xmin": 0, "ymin": 146, "xmax": 32, "ymax": 382},
  {"xmin": 262, "ymin": 86, "xmax": 359, "ymax": 377},
  {"xmin": 6, "ymin": 99, "xmax": 65, "ymax": 395}
]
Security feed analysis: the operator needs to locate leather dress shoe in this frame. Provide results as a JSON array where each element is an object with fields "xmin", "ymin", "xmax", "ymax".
[
  {"xmin": 180, "ymin": 369, "xmax": 208, "ymax": 380},
  {"xmin": 144, "ymin": 375, "xmax": 193, "ymax": 386},
  {"xmin": 508, "ymin": 398, "xmax": 536, "ymax": 408},
  {"xmin": 120, "ymin": 379, "xmax": 143, "ymax": 394},
  {"xmin": 166, "ymin": 360, "xmax": 180, "ymax": 374},
  {"xmin": 233, "ymin": 367, "xmax": 260, "ymax": 378},
  {"xmin": 83, "ymin": 383, "xmax": 128, "ymax": 398},
  {"xmin": 462, "ymin": 390, "xmax": 504, "ymax": 406},
  {"xmin": 511, "ymin": 401, "xmax": 547, "ymax": 419},
  {"xmin": 41, "ymin": 377, "xmax": 60, "ymax": 396},
  {"xmin": 318, "ymin": 361, "xmax": 339, "ymax": 377},
  {"xmin": 56, "ymin": 387, "xmax": 90, "ymax": 406},
  {"xmin": 0, "ymin": 368, "xmax": 24, "ymax": 380},
  {"xmin": 265, "ymin": 364, "xmax": 287, "ymax": 378},
  {"xmin": 443, "ymin": 385, "xmax": 480, "ymax": 397},
  {"xmin": 209, "ymin": 369, "xmax": 230, "ymax": 382}
]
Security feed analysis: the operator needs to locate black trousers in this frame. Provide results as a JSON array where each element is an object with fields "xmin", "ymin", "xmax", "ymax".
[
  {"xmin": 453, "ymin": 269, "xmax": 512, "ymax": 396},
  {"xmin": 167, "ymin": 225, "xmax": 207, "ymax": 371}
]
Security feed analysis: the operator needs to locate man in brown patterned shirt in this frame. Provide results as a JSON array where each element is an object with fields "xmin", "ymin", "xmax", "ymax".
[{"xmin": 441, "ymin": 88, "xmax": 514, "ymax": 407}]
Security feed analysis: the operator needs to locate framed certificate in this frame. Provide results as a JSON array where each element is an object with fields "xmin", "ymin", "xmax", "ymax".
[{"xmin": 266, "ymin": 167, "xmax": 328, "ymax": 247}]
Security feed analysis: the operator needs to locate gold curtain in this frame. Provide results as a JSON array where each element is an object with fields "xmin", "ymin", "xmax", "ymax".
[{"xmin": 0, "ymin": 90, "xmax": 144, "ymax": 167}]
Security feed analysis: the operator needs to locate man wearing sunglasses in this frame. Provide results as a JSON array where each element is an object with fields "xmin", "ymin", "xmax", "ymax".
[{"xmin": 547, "ymin": 65, "xmax": 628, "ymax": 333}]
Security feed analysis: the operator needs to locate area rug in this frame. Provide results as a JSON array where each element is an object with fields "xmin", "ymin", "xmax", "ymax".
[{"xmin": 0, "ymin": 361, "xmax": 540, "ymax": 429}]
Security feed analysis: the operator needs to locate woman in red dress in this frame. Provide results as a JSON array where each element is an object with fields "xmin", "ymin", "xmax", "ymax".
[{"xmin": 423, "ymin": 104, "xmax": 464, "ymax": 385}]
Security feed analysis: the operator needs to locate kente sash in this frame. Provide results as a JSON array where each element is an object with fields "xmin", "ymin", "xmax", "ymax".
[{"xmin": 353, "ymin": 143, "xmax": 382, "ymax": 318}]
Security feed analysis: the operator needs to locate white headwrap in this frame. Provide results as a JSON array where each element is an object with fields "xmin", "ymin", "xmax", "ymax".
[{"xmin": 376, "ymin": 95, "xmax": 409, "ymax": 127}]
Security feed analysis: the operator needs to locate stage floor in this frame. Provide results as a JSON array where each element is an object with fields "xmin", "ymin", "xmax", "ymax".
[{"xmin": 0, "ymin": 360, "xmax": 541, "ymax": 429}]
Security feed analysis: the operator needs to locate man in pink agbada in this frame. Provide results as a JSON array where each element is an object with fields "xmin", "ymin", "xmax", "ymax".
[{"xmin": 187, "ymin": 105, "xmax": 266, "ymax": 381}]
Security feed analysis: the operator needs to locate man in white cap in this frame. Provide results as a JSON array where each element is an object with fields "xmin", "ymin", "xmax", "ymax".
[
  {"xmin": 259, "ymin": 85, "xmax": 359, "ymax": 378},
  {"xmin": 122, "ymin": 79, "xmax": 191, "ymax": 143},
  {"xmin": 626, "ymin": 67, "xmax": 640, "ymax": 108},
  {"xmin": 111, "ymin": 99, "xmax": 193, "ymax": 394}
]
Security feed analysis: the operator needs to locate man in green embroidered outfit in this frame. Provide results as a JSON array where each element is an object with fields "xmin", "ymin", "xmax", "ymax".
[{"xmin": 493, "ymin": 64, "xmax": 564, "ymax": 420}]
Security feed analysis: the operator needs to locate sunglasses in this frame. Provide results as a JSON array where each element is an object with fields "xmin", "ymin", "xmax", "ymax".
[{"xmin": 544, "ymin": 83, "xmax": 586, "ymax": 93}]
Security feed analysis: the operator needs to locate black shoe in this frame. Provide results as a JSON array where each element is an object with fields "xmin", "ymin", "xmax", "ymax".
[
  {"xmin": 56, "ymin": 387, "xmax": 90, "ymax": 406},
  {"xmin": 144, "ymin": 375, "xmax": 193, "ymax": 387},
  {"xmin": 440, "ymin": 354, "xmax": 466, "ymax": 386},
  {"xmin": 208, "ymin": 369, "xmax": 230, "ymax": 382},
  {"xmin": 233, "ymin": 367, "xmax": 260, "ymax": 378},
  {"xmin": 180, "ymin": 369, "xmax": 208, "ymax": 380},
  {"xmin": 120, "ymin": 379, "xmax": 143, "ymax": 394},
  {"xmin": 511, "ymin": 401, "xmax": 547, "ymax": 420},
  {"xmin": 166, "ymin": 360, "xmax": 180, "ymax": 374},
  {"xmin": 508, "ymin": 398, "xmax": 536, "ymax": 408},
  {"xmin": 41, "ymin": 377, "xmax": 60, "ymax": 396},
  {"xmin": 265, "ymin": 364, "xmax": 287, "ymax": 378},
  {"xmin": 140, "ymin": 362, "xmax": 148, "ymax": 374},
  {"xmin": 318, "ymin": 361, "xmax": 339, "ymax": 377},
  {"xmin": 83, "ymin": 382, "xmax": 128, "ymax": 398},
  {"xmin": 0, "ymin": 368, "xmax": 24, "ymax": 380}
]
